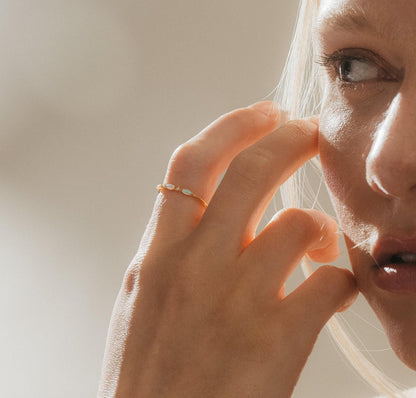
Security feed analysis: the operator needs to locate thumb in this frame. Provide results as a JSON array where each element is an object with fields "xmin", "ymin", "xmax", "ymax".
[{"xmin": 281, "ymin": 265, "xmax": 358, "ymax": 334}]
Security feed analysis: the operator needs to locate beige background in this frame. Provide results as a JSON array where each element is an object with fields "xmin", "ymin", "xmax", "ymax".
[{"xmin": 1, "ymin": 0, "xmax": 416, "ymax": 397}]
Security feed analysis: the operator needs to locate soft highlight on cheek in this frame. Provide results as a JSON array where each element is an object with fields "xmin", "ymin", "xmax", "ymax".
[
  {"xmin": 318, "ymin": 97, "xmax": 348, "ymax": 199},
  {"xmin": 318, "ymin": 96, "xmax": 378, "ymax": 255},
  {"xmin": 319, "ymin": 101, "xmax": 353, "ymax": 150}
]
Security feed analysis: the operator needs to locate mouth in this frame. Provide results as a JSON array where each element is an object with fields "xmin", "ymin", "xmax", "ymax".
[
  {"xmin": 387, "ymin": 252, "xmax": 416, "ymax": 264},
  {"xmin": 371, "ymin": 237, "xmax": 416, "ymax": 293}
]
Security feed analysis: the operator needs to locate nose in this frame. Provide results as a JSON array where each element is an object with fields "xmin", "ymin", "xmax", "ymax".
[{"xmin": 366, "ymin": 93, "xmax": 416, "ymax": 199}]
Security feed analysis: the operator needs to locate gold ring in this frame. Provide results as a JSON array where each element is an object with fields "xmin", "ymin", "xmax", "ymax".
[{"xmin": 157, "ymin": 183, "xmax": 208, "ymax": 208}]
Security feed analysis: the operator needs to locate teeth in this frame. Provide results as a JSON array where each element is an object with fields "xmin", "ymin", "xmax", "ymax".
[{"xmin": 399, "ymin": 253, "xmax": 416, "ymax": 263}]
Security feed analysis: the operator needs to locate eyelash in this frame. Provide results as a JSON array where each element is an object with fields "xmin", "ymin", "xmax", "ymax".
[{"xmin": 315, "ymin": 49, "xmax": 398, "ymax": 90}]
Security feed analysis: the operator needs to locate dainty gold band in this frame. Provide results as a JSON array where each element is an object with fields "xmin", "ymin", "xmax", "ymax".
[{"xmin": 157, "ymin": 183, "xmax": 208, "ymax": 208}]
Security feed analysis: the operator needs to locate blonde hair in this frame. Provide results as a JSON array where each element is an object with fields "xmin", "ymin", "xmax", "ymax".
[{"xmin": 273, "ymin": 0, "xmax": 406, "ymax": 396}]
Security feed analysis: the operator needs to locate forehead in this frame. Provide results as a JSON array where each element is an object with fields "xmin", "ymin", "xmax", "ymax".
[{"xmin": 316, "ymin": 0, "xmax": 416, "ymax": 44}]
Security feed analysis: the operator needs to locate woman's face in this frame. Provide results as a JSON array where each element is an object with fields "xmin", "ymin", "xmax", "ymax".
[{"xmin": 315, "ymin": 0, "xmax": 416, "ymax": 369}]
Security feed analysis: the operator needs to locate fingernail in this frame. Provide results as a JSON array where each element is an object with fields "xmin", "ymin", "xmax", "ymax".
[{"xmin": 249, "ymin": 101, "xmax": 280, "ymax": 119}]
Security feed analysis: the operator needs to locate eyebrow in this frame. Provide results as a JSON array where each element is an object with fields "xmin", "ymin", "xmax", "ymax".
[{"xmin": 315, "ymin": 7, "xmax": 391, "ymax": 41}]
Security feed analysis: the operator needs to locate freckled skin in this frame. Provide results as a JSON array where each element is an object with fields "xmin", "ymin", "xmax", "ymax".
[{"xmin": 316, "ymin": 0, "xmax": 416, "ymax": 369}]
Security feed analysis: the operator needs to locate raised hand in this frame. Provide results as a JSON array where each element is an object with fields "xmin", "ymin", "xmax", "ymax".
[{"xmin": 98, "ymin": 101, "xmax": 358, "ymax": 398}]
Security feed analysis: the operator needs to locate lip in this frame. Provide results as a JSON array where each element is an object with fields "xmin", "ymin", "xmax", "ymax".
[
  {"xmin": 372, "ymin": 236, "xmax": 416, "ymax": 266},
  {"xmin": 371, "ymin": 235, "xmax": 416, "ymax": 293}
]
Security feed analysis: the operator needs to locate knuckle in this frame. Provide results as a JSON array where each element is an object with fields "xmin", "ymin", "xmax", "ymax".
[
  {"xmin": 127, "ymin": 250, "xmax": 195, "ymax": 308},
  {"xmin": 122, "ymin": 263, "xmax": 140, "ymax": 296},
  {"xmin": 170, "ymin": 142, "xmax": 199, "ymax": 164},
  {"xmin": 229, "ymin": 145, "xmax": 274, "ymax": 186},
  {"xmin": 123, "ymin": 255, "xmax": 155, "ymax": 291},
  {"xmin": 166, "ymin": 106, "xmax": 268, "ymax": 178},
  {"xmin": 312, "ymin": 265, "xmax": 357, "ymax": 307},
  {"xmin": 168, "ymin": 142, "xmax": 204, "ymax": 174},
  {"xmin": 220, "ymin": 107, "xmax": 260, "ymax": 129},
  {"xmin": 283, "ymin": 119, "xmax": 315, "ymax": 142},
  {"xmin": 315, "ymin": 264, "xmax": 338, "ymax": 277},
  {"xmin": 277, "ymin": 208, "xmax": 317, "ymax": 242},
  {"xmin": 122, "ymin": 257, "xmax": 156, "ymax": 299},
  {"xmin": 314, "ymin": 265, "xmax": 350, "ymax": 289}
]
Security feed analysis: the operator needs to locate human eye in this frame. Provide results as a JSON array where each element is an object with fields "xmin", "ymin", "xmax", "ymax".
[{"xmin": 316, "ymin": 48, "xmax": 400, "ymax": 89}]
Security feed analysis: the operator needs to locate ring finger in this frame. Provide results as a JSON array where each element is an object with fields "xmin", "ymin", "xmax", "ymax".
[{"xmin": 155, "ymin": 101, "xmax": 280, "ymax": 240}]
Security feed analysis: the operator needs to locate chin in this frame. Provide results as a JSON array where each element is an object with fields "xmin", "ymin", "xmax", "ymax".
[
  {"xmin": 343, "ymin": 233, "xmax": 416, "ymax": 370},
  {"xmin": 363, "ymin": 290, "xmax": 416, "ymax": 371}
]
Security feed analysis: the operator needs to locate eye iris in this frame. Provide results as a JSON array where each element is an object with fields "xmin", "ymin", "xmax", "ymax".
[
  {"xmin": 338, "ymin": 59, "xmax": 378, "ymax": 83},
  {"xmin": 339, "ymin": 60, "xmax": 354, "ymax": 82}
]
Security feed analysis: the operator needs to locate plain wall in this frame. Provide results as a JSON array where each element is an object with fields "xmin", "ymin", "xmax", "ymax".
[{"xmin": 1, "ymin": 1, "xmax": 416, "ymax": 397}]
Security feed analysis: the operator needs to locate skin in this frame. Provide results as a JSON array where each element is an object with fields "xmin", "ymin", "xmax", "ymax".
[
  {"xmin": 99, "ymin": 0, "xmax": 416, "ymax": 395},
  {"xmin": 97, "ymin": 102, "xmax": 357, "ymax": 398},
  {"xmin": 316, "ymin": 0, "xmax": 416, "ymax": 370}
]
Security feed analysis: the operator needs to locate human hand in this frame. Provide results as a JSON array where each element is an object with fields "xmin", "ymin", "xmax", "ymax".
[{"xmin": 98, "ymin": 101, "xmax": 358, "ymax": 398}]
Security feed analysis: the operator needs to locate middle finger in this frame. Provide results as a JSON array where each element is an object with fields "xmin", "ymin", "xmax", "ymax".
[{"xmin": 196, "ymin": 117, "xmax": 319, "ymax": 253}]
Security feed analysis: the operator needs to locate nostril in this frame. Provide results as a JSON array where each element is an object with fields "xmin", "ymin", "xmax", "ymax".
[{"xmin": 368, "ymin": 176, "xmax": 395, "ymax": 199}]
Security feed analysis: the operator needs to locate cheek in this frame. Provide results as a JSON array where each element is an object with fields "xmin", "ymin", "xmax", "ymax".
[
  {"xmin": 318, "ymin": 97, "xmax": 378, "ymax": 244},
  {"xmin": 318, "ymin": 84, "xmax": 396, "ymax": 242},
  {"xmin": 318, "ymin": 83, "xmax": 395, "ymax": 176},
  {"xmin": 318, "ymin": 100, "xmax": 363, "ymax": 202}
]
